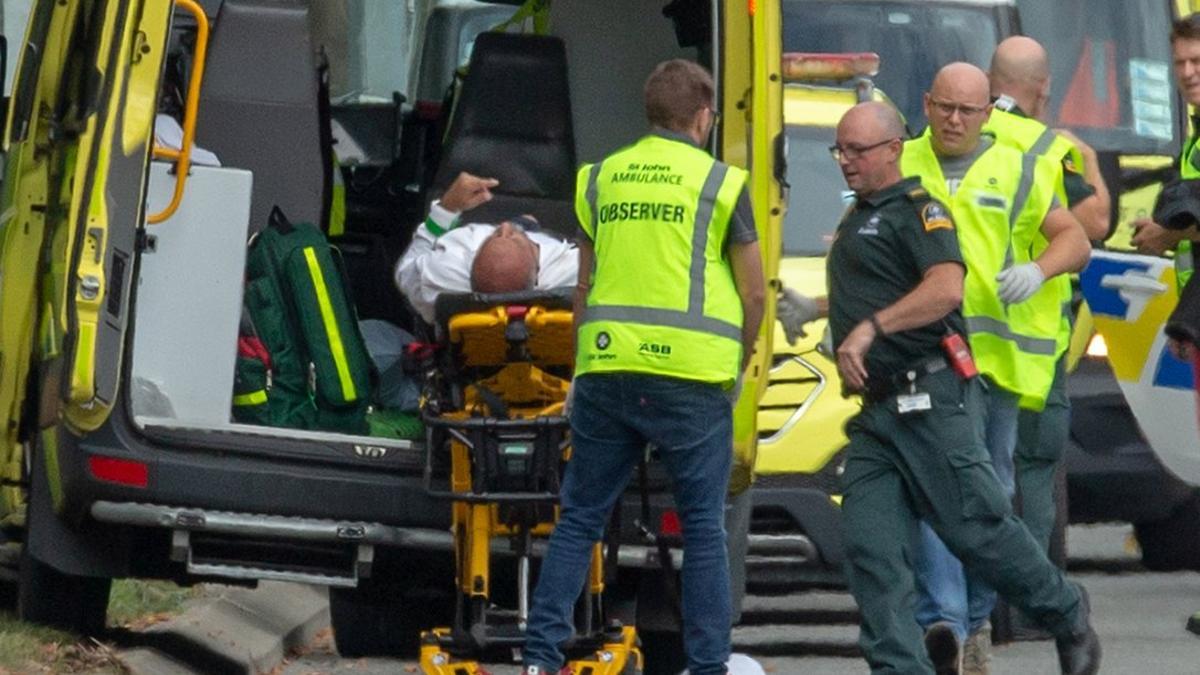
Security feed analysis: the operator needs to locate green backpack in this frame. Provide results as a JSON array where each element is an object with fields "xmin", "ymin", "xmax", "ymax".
[{"xmin": 234, "ymin": 206, "xmax": 372, "ymax": 434}]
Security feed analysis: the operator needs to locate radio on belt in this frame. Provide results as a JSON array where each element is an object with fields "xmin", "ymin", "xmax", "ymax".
[{"xmin": 941, "ymin": 332, "xmax": 979, "ymax": 379}]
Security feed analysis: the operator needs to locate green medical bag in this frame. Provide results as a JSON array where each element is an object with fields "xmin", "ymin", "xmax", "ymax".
[{"xmin": 237, "ymin": 206, "xmax": 372, "ymax": 434}]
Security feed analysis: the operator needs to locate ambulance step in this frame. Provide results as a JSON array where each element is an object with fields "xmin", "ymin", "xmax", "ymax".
[
  {"xmin": 172, "ymin": 529, "xmax": 370, "ymax": 588},
  {"xmin": 746, "ymin": 533, "xmax": 818, "ymax": 566}
]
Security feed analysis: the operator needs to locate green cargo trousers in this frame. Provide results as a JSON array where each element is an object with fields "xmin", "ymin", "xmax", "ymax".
[
  {"xmin": 841, "ymin": 368, "xmax": 1084, "ymax": 673},
  {"xmin": 1015, "ymin": 355, "xmax": 1070, "ymax": 553}
]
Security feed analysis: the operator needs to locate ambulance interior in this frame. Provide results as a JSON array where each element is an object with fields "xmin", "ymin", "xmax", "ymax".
[{"xmin": 128, "ymin": 0, "xmax": 715, "ymax": 444}]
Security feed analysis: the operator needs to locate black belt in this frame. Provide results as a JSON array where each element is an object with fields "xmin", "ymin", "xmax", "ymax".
[{"xmin": 863, "ymin": 356, "xmax": 950, "ymax": 404}]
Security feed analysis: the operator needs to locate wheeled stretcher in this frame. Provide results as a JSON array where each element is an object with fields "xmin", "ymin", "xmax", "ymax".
[{"xmin": 417, "ymin": 289, "xmax": 641, "ymax": 675}]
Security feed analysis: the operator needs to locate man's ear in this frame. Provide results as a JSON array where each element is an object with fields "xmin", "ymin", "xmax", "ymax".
[{"xmin": 688, "ymin": 106, "xmax": 710, "ymax": 145}]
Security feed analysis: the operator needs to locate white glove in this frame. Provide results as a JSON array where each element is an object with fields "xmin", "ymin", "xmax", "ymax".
[
  {"xmin": 995, "ymin": 263, "xmax": 1045, "ymax": 304},
  {"xmin": 777, "ymin": 287, "xmax": 820, "ymax": 345}
]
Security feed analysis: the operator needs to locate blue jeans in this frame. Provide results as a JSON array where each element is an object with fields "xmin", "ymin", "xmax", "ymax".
[
  {"xmin": 522, "ymin": 373, "xmax": 734, "ymax": 675},
  {"xmin": 914, "ymin": 379, "xmax": 1019, "ymax": 641}
]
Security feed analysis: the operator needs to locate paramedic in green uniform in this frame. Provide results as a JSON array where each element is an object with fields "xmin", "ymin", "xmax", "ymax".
[
  {"xmin": 987, "ymin": 37, "xmax": 1111, "ymax": 566},
  {"xmin": 828, "ymin": 101, "xmax": 1100, "ymax": 675},
  {"xmin": 981, "ymin": 37, "xmax": 1114, "ymax": 652}
]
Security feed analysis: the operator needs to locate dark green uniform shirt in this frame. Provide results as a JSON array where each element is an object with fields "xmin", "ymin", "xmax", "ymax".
[{"xmin": 827, "ymin": 176, "xmax": 967, "ymax": 382}]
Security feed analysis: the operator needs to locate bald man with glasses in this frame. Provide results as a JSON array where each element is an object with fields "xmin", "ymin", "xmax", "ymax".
[{"xmin": 900, "ymin": 63, "xmax": 1093, "ymax": 674}]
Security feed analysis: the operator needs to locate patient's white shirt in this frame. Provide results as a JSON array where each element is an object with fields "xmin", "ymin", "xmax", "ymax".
[{"xmin": 395, "ymin": 200, "xmax": 579, "ymax": 324}]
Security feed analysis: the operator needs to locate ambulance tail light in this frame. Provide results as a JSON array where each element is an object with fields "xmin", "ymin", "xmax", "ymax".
[
  {"xmin": 89, "ymin": 456, "xmax": 149, "ymax": 488},
  {"xmin": 782, "ymin": 52, "xmax": 880, "ymax": 83},
  {"xmin": 660, "ymin": 510, "xmax": 682, "ymax": 537}
]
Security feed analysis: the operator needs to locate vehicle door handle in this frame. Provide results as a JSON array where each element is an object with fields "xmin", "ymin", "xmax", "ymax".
[{"xmin": 1100, "ymin": 274, "xmax": 1168, "ymax": 296}]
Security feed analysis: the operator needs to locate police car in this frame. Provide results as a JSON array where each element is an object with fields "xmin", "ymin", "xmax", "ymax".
[{"xmin": 1077, "ymin": 252, "xmax": 1200, "ymax": 569}]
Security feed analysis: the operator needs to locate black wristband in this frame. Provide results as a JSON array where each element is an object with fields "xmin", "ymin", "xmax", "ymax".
[{"xmin": 869, "ymin": 314, "xmax": 884, "ymax": 336}]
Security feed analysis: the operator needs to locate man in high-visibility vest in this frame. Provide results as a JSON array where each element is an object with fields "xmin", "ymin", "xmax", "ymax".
[
  {"xmin": 1133, "ymin": 9, "xmax": 1200, "ymax": 645},
  {"xmin": 830, "ymin": 100, "xmax": 1099, "ymax": 675},
  {"xmin": 988, "ymin": 37, "xmax": 1111, "ymax": 242},
  {"xmin": 984, "ymin": 34, "xmax": 1115, "ymax": 653},
  {"xmin": 1132, "ymin": 15, "xmax": 1200, "ymax": 285},
  {"xmin": 900, "ymin": 62, "xmax": 1092, "ymax": 674},
  {"xmin": 521, "ymin": 59, "xmax": 765, "ymax": 675}
]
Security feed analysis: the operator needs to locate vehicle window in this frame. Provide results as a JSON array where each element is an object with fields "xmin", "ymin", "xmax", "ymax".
[
  {"xmin": 319, "ymin": 1, "xmax": 517, "ymax": 106},
  {"xmin": 1016, "ymin": 0, "xmax": 1179, "ymax": 155},
  {"xmin": 411, "ymin": 2, "xmax": 515, "ymax": 104},
  {"xmin": 318, "ymin": 1, "xmax": 422, "ymax": 103},
  {"xmin": 782, "ymin": 0, "xmax": 1000, "ymax": 132},
  {"xmin": 2, "ymin": 0, "xmax": 32, "ymax": 96},
  {"xmin": 783, "ymin": 124, "xmax": 849, "ymax": 256}
]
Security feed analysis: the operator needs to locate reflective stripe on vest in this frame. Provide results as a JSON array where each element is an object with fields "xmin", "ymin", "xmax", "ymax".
[
  {"xmin": 964, "ymin": 316, "xmax": 1058, "ymax": 356},
  {"xmin": 582, "ymin": 161, "xmax": 740, "ymax": 342},
  {"xmin": 986, "ymin": 109, "xmax": 1080, "ymax": 346},
  {"xmin": 1176, "ymin": 138, "xmax": 1199, "ymax": 291},
  {"xmin": 574, "ymin": 135, "xmax": 747, "ymax": 383},
  {"xmin": 901, "ymin": 135, "xmax": 1063, "ymax": 407},
  {"xmin": 985, "ymin": 108, "xmax": 1084, "ymax": 207}
]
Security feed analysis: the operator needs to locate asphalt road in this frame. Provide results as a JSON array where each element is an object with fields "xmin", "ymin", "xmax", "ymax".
[{"xmin": 279, "ymin": 524, "xmax": 1200, "ymax": 674}]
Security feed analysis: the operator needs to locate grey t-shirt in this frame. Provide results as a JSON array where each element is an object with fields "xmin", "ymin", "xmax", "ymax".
[{"xmin": 937, "ymin": 135, "xmax": 1061, "ymax": 210}]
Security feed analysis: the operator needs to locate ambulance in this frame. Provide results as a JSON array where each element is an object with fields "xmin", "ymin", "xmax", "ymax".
[
  {"xmin": 0, "ymin": 1, "xmax": 785, "ymax": 668},
  {"xmin": 751, "ymin": 0, "xmax": 1019, "ymax": 590}
]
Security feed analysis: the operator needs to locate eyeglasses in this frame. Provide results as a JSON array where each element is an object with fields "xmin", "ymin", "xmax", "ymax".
[
  {"xmin": 928, "ymin": 97, "xmax": 989, "ymax": 119},
  {"xmin": 828, "ymin": 137, "xmax": 897, "ymax": 162},
  {"xmin": 706, "ymin": 106, "xmax": 722, "ymax": 123}
]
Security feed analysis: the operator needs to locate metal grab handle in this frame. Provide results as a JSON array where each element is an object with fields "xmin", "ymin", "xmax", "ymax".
[
  {"xmin": 148, "ymin": 0, "xmax": 209, "ymax": 224},
  {"xmin": 1100, "ymin": 273, "xmax": 1168, "ymax": 296}
]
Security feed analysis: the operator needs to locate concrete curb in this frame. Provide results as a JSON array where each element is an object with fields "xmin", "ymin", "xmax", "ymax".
[{"xmin": 119, "ymin": 581, "xmax": 330, "ymax": 675}]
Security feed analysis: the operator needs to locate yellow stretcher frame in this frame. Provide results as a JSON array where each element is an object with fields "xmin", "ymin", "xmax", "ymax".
[{"xmin": 417, "ymin": 299, "xmax": 641, "ymax": 674}]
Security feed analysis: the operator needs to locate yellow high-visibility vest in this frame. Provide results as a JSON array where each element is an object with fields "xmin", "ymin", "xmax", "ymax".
[
  {"xmin": 575, "ymin": 134, "xmax": 748, "ymax": 385},
  {"xmin": 1176, "ymin": 134, "xmax": 1199, "ymax": 290},
  {"xmin": 985, "ymin": 107, "xmax": 1079, "ymax": 348},
  {"xmin": 902, "ymin": 133, "xmax": 1067, "ymax": 408},
  {"xmin": 985, "ymin": 107, "xmax": 1084, "ymax": 205}
]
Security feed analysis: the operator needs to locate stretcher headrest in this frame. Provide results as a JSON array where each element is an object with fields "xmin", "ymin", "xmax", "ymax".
[{"xmin": 433, "ymin": 287, "xmax": 574, "ymax": 329}]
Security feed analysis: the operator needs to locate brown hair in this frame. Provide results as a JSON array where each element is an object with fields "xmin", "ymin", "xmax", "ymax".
[
  {"xmin": 1172, "ymin": 14, "xmax": 1200, "ymax": 43},
  {"xmin": 644, "ymin": 59, "xmax": 714, "ymax": 131}
]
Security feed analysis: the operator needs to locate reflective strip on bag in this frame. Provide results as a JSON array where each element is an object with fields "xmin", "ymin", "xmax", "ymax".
[
  {"xmin": 233, "ymin": 390, "xmax": 268, "ymax": 406},
  {"xmin": 302, "ymin": 247, "xmax": 357, "ymax": 401}
]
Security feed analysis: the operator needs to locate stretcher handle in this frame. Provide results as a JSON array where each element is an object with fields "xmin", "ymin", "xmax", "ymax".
[{"xmin": 148, "ymin": 0, "xmax": 209, "ymax": 224}]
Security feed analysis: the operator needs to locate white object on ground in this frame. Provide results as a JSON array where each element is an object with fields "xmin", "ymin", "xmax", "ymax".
[{"xmin": 679, "ymin": 653, "xmax": 766, "ymax": 675}]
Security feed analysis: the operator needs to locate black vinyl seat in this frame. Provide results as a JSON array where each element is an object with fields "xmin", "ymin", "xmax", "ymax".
[{"xmin": 431, "ymin": 32, "xmax": 578, "ymax": 238}]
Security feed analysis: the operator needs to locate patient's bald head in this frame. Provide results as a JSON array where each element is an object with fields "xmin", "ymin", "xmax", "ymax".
[{"xmin": 470, "ymin": 220, "xmax": 540, "ymax": 294}]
